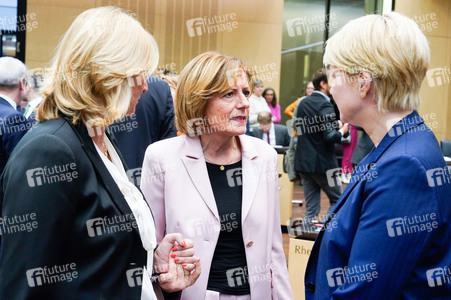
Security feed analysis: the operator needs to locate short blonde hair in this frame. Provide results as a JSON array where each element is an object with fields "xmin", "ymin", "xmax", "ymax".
[
  {"xmin": 175, "ymin": 52, "xmax": 252, "ymax": 134},
  {"xmin": 324, "ymin": 12, "xmax": 430, "ymax": 112},
  {"xmin": 38, "ymin": 6, "xmax": 159, "ymax": 126}
]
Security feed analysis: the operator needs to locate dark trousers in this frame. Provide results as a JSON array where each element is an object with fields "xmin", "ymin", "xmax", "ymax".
[{"xmin": 299, "ymin": 172, "xmax": 342, "ymax": 223}]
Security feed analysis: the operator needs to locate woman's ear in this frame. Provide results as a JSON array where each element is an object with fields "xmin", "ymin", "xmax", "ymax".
[{"xmin": 358, "ymin": 71, "xmax": 372, "ymax": 98}]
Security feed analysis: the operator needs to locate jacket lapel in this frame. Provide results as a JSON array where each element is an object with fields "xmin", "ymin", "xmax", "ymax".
[
  {"xmin": 239, "ymin": 135, "xmax": 261, "ymax": 222},
  {"xmin": 180, "ymin": 135, "xmax": 219, "ymax": 220},
  {"xmin": 66, "ymin": 118, "xmax": 136, "ymax": 222}
]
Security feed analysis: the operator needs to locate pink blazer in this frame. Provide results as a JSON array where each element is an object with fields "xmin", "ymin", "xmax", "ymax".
[{"xmin": 141, "ymin": 134, "xmax": 294, "ymax": 300}]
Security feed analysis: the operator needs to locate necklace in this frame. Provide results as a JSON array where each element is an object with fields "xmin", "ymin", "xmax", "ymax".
[
  {"xmin": 103, "ymin": 140, "xmax": 111, "ymax": 160},
  {"xmin": 204, "ymin": 155, "xmax": 236, "ymax": 171}
]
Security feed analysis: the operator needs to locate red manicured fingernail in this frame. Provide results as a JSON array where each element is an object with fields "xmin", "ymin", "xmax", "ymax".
[
  {"xmin": 182, "ymin": 264, "xmax": 187, "ymax": 267},
  {"xmin": 181, "ymin": 240, "xmax": 186, "ymax": 247},
  {"xmin": 172, "ymin": 246, "xmax": 177, "ymax": 251},
  {"xmin": 175, "ymin": 258, "xmax": 180, "ymax": 262},
  {"xmin": 170, "ymin": 253, "xmax": 176, "ymax": 258}
]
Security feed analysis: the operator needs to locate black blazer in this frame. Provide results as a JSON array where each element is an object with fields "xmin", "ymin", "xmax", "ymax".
[
  {"xmin": 112, "ymin": 76, "xmax": 177, "ymax": 172},
  {"xmin": 294, "ymin": 92, "xmax": 342, "ymax": 173},
  {"xmin": 0, "ymin": 116, "xmax": 148, "ymax": 299},
  {"xmin": 0, "ymin": 97, "xmax": 31, "ymax": 174},
  {"xmin": 251, "ymin": 124, "xmax": 291, "ymax": 147}
]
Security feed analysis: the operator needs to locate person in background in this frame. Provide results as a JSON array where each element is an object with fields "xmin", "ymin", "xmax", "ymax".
[
  {"xmin": 340, "ymin": 124, "xmax": 358, "ymax": 183},
  {"xmin": 262, "ymin": 87, "xmax": 281, "ymax": 124},
  {"xmin": 0, "ymin": 7, "xmax": 200, "ymax": 299},
  {"xmin": 294, "ymin": 69, "xmax": 348, "ymax": 224},
  {"xmin": 252, "ymin": 111, "xmax": 290, "ymax": 147},
  {"xmin": 284, "ymin": 81, "xmax": 314, "ymax": 118},
  {"xmin": 305, "ymin": 12, "xmax": 450, "ymax": 299},
  {"xmin": 248, "ymin": 79, "xmax": 270, "ymax": 132},
  {"xmin": 0, "ymin": 57, "xmax": 31, "ymax": 174},
  {"xmin": 24, "ymin": 73, "xmax": 44, "ymax": 122},
  {"xmin": 141, "ymin": 52, "xmax": 294, "ymax": 300},
  {"xmin": 159, "ymin": 72, "xmax": 179, "ymax": 104},
  {"xmin": 351, "ymin": 126, "xmax": 374, "ymax": 165},
  {"xmin": 112, "ymin": 75, "xmax": 177, "ymax": 174}
]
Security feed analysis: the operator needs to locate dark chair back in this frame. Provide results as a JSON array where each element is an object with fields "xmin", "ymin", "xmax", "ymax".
[{"xmin": 441, "ymin": 140, "xmax": 451, "ymax": 157}]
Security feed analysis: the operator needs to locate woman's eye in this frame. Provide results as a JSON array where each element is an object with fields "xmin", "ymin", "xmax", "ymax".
[
  {"xmin": 243, "ymin": 91, "xmax": 250, "ymax": 98},
  {"xmin": 224, "ymin": 92, "xmax": 234, "ymax": 98}
]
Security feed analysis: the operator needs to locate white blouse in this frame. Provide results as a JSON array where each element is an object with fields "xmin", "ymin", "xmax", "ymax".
[{"xmin": 93, "ymin": 136, "xmax": 157, "ymax": 300}]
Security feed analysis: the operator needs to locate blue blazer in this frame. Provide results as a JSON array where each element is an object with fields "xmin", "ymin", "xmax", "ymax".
[
  {"xmin": 0, "ymin": 97, "xmax": 31, "ymax": 174},
  {"xmin": 305, "ymin": 111, "xmax": 451, "ymax": 299}
]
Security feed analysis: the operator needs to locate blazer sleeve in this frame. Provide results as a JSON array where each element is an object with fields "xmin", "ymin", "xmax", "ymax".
[
  {"xmin": 0, "ymin": 134, "xmax": 78, "ymax": 298},
  {"xmin": 269, "ymin": 152, "xmax": 295, "ymax": 300},
  {"xmin": 331, "ymin": 155, "xmax": 449, "ymax": 299},
  {"xmin": 318, "ymin": 101, "xmax": 342, "ymax": 144},
  {"xmin": 141, "ymin": 145, "xmax": 166, "ymax": 243}
]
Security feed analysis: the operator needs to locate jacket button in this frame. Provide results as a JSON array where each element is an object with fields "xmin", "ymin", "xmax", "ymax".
[
  {"xmin": 245, "ymin": 241, "xmax": 253, "ymax": 247},
  {"xmin": 306, "ymin": 282, "xmax": 315, "ymax": 293}
]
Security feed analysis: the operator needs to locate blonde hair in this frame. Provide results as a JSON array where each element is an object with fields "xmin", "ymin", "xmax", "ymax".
[
  {"xmin": 175, "ymin": 52, "xmax": 252, "ymax": 134},
  {"xmin": 324, "ymin": 12, "xmax": 430, "ymax": 112},
  {"xmin": 38, "ymin": 6, "xmax": 159, "ymax": 126}
]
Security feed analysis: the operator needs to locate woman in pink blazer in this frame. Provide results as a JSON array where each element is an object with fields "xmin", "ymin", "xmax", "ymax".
[{"xmin": 141, "ymin": 52, "xmax": 294, "ymax": 300}]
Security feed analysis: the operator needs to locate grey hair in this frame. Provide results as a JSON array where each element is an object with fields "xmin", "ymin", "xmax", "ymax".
[
  {"xmin": 0, "ymin": 57, "xmax": 27, "ymax": 86},
  {"xmin": 254, "ymin": 79, "xmax": 263, "ymax": 86}
]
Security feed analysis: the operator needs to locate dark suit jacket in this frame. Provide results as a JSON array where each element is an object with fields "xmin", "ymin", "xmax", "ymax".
[
  {"xmin": 0, "ymin": 116, "xmax": 148, "ymax": 299},
  {"xmin": 294, "ymin": 92, "xmax": 342, "ymax": 174},
  {"xmin": 305, "ymin": 111, "xmax": 451, "ymax": 299},
  {"xmin": 112, "ymin": 76, "xmax": 177, "ymax": 172},
  {"xmin": 0, "ymin": 97, "xmax": 31, "ymax": 174},
  {"xmin": 251, "ymin": 124, "xmax": 290, "ymax": 147}
]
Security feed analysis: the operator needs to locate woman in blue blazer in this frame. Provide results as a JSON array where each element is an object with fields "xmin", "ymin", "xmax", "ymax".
[{"xmin": 305, "ymin": 12, "xmax": 451, "ymax": 299}]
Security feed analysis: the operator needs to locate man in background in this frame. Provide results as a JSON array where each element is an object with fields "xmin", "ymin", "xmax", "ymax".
[
  {"xmin": 252, "ymin": 111, "xmax": 290, "ymax": 147},
  {"xmin": 294, "ymin": 69, "xmax": 348, "ymax": 224},
  {"xmin": 112, "ymin": 76, "xmax": 177, "ymax": 186},
  {"xmin": 0, "ymin": 57, "xmax": 31, "ymax": 174}
]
